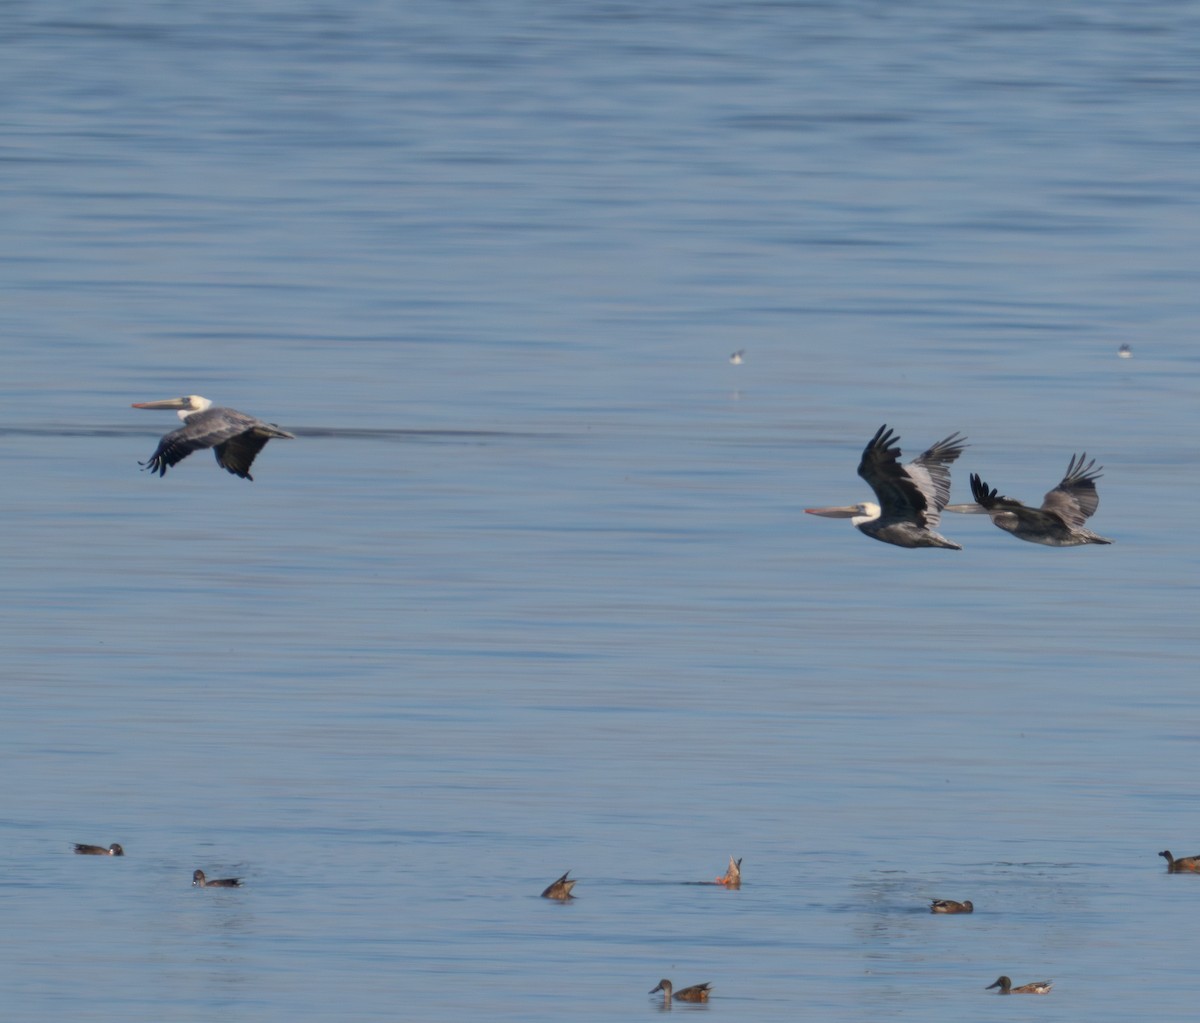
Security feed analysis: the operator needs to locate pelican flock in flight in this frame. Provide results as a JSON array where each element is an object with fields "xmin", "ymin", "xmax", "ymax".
[
  {"xmin": 132, "ymin": 395, "xmax": 294, "ymax": 480},
  {"xmin": 806, "ymin": 424, "xmax": 967, "ymax": 550},
  {"xmin": 958, "ymin": 454, "xmax": 1112, "ymax": 546}
]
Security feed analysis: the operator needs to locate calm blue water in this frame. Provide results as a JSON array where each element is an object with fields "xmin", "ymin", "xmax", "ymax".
[{"xmin": 3, "ymin": 1, "xmax": 1200, "ymax": 1019}]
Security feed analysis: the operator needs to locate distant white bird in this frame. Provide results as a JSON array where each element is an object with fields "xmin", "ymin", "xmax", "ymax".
[
  {"xmin": 805, "ymin": 424, "xmax": 967, "ymax": 550},
  {"xmin": 132, "ymin": 395, "xmax": 295, "ymax": 480},
  {"xmin": 729, "ymin": 350, "xmax": 745, "ymax": 365},
  {"xmin": 1118, "ymin": 343, "xmax": 1132, "ymax": 358}
]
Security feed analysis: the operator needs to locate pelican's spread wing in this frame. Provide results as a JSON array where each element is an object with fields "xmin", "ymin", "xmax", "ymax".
[
  {"xmin": 858, "ymin": 425, "xmax": 965, "ymax": 528},
  {"xmin": 1041, "ymin": 453, "xmax": 1102, "ymax": 527},
  {"xmin": 213, "ymin": 432, "xmax": 272, "ymax": 480},
  {"xmin": 140, "ymin": 409, "xmax": 256, "ymax": 476}
]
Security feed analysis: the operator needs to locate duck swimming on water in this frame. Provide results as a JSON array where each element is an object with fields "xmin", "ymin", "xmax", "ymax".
[
  {"xmin": 650, "ymin": 979, "xmax": 711, "ymax": 1003},
  {"xmin": 929, "ymin": 898, "xmax": 972, "ymax": 913},
  {"xmin": 986, "ymin": 976, "xmax": 1052, "ymax": 995},
  {"xmin": 192, "ymin": 869, "xmax": 241, "ymax": 888},
  {"xmin": 74, "ymin": 843, "xmax": 123, "ymax": 856},
  {"xmin": 1159, "ymin": 850, "xmax": 1200, "ymax": 873}
]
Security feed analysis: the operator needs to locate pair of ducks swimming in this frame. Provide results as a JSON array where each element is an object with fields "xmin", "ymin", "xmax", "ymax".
[
  {"xmin": 928, "ymin": 901, "xmax": 1049, "ymax": 994},
  {"xmin": 540, "ymin": 858, "xmax": 742, "ymax": 901},
  {"xmin": 74, "ymin": 844, "xmax": 240, "ymax": 887},
  {"xmin": 934, "ymin": 850, "xmax": 1200, "ymax": 995},
  {"xmin": 648, "ymin": 974, "xmax": 1050, "ymax": 1002}
]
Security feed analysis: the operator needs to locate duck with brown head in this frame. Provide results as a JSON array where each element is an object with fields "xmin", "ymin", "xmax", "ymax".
[
  {"xmin": 650, "ymin": 979, "xmax": 711, "ymax": 1003},
  {"xmin": 192, "ymin": 869, "xmax": 241, "ymax": 888},
  {"xmin": 1160, "ymin": 850, "xmax": 1200, "ymax": 873},
  {"xmin": 986, "ymin": 976, "xmax": 1052, "ymax": 995}
]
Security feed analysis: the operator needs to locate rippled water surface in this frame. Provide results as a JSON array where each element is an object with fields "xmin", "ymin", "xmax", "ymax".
[{"xmin": 3, "ymin": 2, "xmax": 1200, "ymax": 1020}]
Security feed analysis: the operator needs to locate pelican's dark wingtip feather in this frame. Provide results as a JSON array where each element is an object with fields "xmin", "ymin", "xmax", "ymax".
[
  {"xmin": 1061, "ymin": 453, "xmax": 1103, "ymax": 487},
  {"xmin": 969, "ymin": 473, "xmax": 995, "ymax": 506}
]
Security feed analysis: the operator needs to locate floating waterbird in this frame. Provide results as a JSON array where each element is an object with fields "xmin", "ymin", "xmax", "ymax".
[
  {"xmin": 729, "ymin": 350, "xmax": 745, "ymax": 365},
  {"xmin": 1159, "ymin": 850, "xmax": 1200, "ymax": 873},
  {"xmin": 930, "ymin": 898, "xmax": 972, "ymax": 913},
  {"xmin": 192, "ymin": 869, "xmax": 241, "ymax": 888},
  {"xmin": 650, "ymin": 979, "xmax": 712, "ymax": 1003},
  {"xmin": 540, "ymin": 871, "xmax": 577, "ymax": 900},
  {"xmin": 986, "ymin": 976, "xmax": 1052, "ymax": 995},
  {"xmin": 132, "ymin": 395, "xmax": 295, "ymax": 480},
  {"xmin": 805, "ymin": 424, "xmax": 967, "ymax": 549},
  {"xmin": 74, "ymin": 843, "xmax": 124, "ymax": 856},
  {"xmin": 1118, "ymin": 344, "xmax": 1132, "ymax": 358},
  {"xmin": 950, "ymin": 455, "xmax": 1112, "ymax": 546},
  {"xmin": 715, "ymin": 856, "xmax": 742, "ymax": 887}
]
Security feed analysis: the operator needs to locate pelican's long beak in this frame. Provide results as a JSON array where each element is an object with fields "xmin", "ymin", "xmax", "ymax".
[
  {"xmin": 944, "ymin": 503, "xmax": 987, "ymax": 514},
  {"xmin": 804, "ymin": 505, "xmax": 860, "ymax": 518},
  {"xmin": 131, "ymin": 397, "xmax": 190, "ymax": 410}
]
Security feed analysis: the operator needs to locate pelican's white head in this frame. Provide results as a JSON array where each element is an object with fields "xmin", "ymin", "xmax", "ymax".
[{"xmin": 131, "ymin": 395, "xmax": 214, "ymax": 421}]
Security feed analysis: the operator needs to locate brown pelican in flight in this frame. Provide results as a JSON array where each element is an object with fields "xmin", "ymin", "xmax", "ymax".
[
  {"xmin": 955, "ymin": 455, "xmax": 1112, "ymax": 546},
  {"xmin": 132, "ymin": 395, "xmax": 294, "ymax": 480},
  {"xmin": 806, "ymin": 425, "xmax": 967, "ymax": 550}
]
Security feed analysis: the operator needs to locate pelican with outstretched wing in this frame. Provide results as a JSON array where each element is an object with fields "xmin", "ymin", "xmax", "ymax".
[
  {"xmin": 956, "ymin": 454, "xmax": 1112, "ymax": 546},
  {"xmin": 132, "ymin": 395, "xmax": 295, "ymax": 480},
  {"xmin": 806, "ymin": 425, "xmax": 967, "ymax": 550}
]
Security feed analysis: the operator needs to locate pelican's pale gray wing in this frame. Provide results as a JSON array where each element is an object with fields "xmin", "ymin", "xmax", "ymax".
[
  {"xmin": 1041, "ymin": 453, "xmax": 1102, "ymax": 527},
  {"xmin": 905, "ymin": 432, "xmax": 967, "ymax": 525}
]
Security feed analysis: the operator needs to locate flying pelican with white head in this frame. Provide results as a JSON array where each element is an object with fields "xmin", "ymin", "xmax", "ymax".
[
  {"xmin": 132, "ymin": 395, "xmax": 295, "ymax": 480},
  {"xmin": 952, "ymin": 455, "xmax": 1112, "ymax": 546},
  {"xmin": 806, "ymin": 424, "xmax": 967, "ymax": 550}
]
